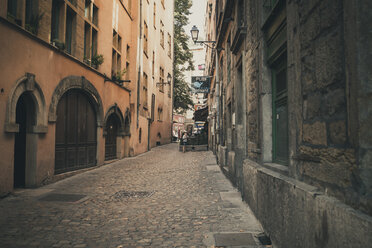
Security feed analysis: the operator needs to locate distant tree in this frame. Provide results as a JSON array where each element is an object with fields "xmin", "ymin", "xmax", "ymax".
[{"xmin": 173, "ymin": 0, "xmax": 194, "ymax": 113}]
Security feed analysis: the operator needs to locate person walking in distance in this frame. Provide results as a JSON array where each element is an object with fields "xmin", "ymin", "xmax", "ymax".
[{"xmin": 182, "ymin": 132, "xmax": 188, "ymax": 153}]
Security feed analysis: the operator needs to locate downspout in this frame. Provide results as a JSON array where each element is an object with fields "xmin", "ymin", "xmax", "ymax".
[
  {"xmin": 171, "ymin": 2, "xmax": 175, "ymax": 143},
  {"xmin": 215, "ymin": 49, "xmax": 220, "ymax": 150},
  {"xmin": 136, "ymin": 0, "xmax": 143, "ymax": 128}
]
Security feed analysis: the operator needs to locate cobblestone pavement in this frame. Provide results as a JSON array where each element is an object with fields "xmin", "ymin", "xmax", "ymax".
[{"xmin": 0, "ymin": 143, "xmax": 264, "ymax": 248}]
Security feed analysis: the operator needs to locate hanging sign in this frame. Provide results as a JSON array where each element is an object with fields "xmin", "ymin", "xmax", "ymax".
[{"xmin": 191, "ymin": 76, "xmax": 210, "ymax": 93}]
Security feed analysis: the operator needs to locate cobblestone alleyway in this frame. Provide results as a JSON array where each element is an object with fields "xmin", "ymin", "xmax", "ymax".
[{"xmin": 0, "ymin": 144, "xmax": 264, "ymax": 247}]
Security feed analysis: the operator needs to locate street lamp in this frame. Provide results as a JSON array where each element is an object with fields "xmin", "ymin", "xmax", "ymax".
[
  {"xmin": 190, "ymin": 25, "xmax": 199, "ymax": 43},
  {"xmin": 156, "ymin": 74, "xmax": 172, "ymax": 86},
  {"xmin": 190, "ymin": 25, "xmax": 216, "ymax": 46}
]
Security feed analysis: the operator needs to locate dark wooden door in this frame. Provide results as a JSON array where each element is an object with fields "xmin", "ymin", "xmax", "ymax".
[
  {"xmin": 272, "ymin": 57, "xmax": 288, "ymax": 165},
  {"xmin": 55, "ymin": 90, "xmax": 96, "ymax": 174},
  {"xmin": 14, "ymin": 94, "xmax": 27, "ymax": 187},
  {"xmin": 105, "ymin": 114, "xmax": 119, "ymax": 160}
]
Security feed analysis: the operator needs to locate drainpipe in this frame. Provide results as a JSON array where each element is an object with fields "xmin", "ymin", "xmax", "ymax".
[
  {"xmin": 215, "ymin": 49, "xmax": 220, "ymax": 152},
  {"xmin": 136, "ymin": 0, "xmax": 143, "ymax": 128},
  {"xmin": 171, "ymin": 3, "xmax": 175, "ymax": 143}
]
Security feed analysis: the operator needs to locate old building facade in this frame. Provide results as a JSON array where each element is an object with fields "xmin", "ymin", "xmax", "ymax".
[
  {"xmin": 205, "ymin": 0, "xmax": 372, "ymax": 247},
  {"xmin": 0, "ymin": 0, "xmax": 173, "ymax": 195},
  {"xmin": 136, "ymin": 0, "xmax": 174, "ymax": 152}
]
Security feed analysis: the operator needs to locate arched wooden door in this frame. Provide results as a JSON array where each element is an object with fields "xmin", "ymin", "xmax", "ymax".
[
  {"xmin": 55, "ymin": 90, "xmax": 97, "ymax": 174},
  {"xmin": 105, "ymin": 114, "xmax": 119, "ymax": 160},
  {"xmin": 14, "ymin": 93, "xmax": 35, "ymax": 187}
]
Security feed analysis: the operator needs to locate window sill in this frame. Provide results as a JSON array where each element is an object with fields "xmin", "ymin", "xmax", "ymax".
[{"xmin": 263, "ymin": 162, "xmax": 289, "ymax": 176}]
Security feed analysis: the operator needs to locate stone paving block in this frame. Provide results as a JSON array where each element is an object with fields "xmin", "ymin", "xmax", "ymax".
[{"xmin": 0, "ymin": 144, "xmax": 263, "ymax": 247}]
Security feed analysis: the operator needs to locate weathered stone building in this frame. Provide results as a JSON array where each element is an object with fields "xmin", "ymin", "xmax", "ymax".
[
  {"xmin": 205, "ymin": 0, "xmax": 372, "ymax": 247},
  {"xmin": 0, "ymin": 0, "xmax": 173, "ymax": 195}
]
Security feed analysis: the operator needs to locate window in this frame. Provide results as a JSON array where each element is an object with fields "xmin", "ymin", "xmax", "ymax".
[
  {"xmin": 151, "ymin": 94, "xmax": 155, "ymax": 122},
  {"xmin": 125, "ymin": 45, "xmax": 130, "ymax": 81},
  {"xmin": 152, "ymin": 52, "xmax": 155, "ymax": 78},
  {"xmin": 51, "ymin": 0, "xmax": 77, "ymax": 56},
  {"xmin": 263, "ymin": 0, "xmax": 288, "ymax": 165},
  {"xmin": 160, "ymin": 21, "xmax": 164, "ymax": 48},
  {"xmin": 153, "ymin": 3, "xmax": 156, "ymax": 29},
  {"xmin": 167, "ymin": 73, "xmax": 172, "ymax": 98},
  {"xmin": 158, "ymin": 67, "xmax": 164, "ymax": 92},
  {"xmin": 65, "ymin": 6, "xmax": 76, "ymax": 55},
  {"xmin": 263, "ymin": 0, "xmax": 280, "ymax": 20},
  {"xmin": 142, "ymin": 73, "xmax": 148, "ymax": 110},
  {"xmin": 237, "ymin": 0, "xmax": 245, "ymax": 27},
  {"xmin": 139, "ymin": 128, "xmax": 142, "ymax": 143},
  {"xmin": 7, "ymin": 0, "xmax": 41, "ymax": 35},
  {"xmin": 128, "ymin": 0, "xmax": 132, "ymax": 13},
  {"xmin": 167, "ymin": 33, "xmax": 172, "ymax": 58},
  {"xmin": 143, "ymin": 21, "xmax": 148, "ymax": 56},
  {"xmin": 112, "ymin": 30, "xmax": 123, "ymax": 79},
  {"xmin": 158, "ymin": 107, "xmax": 163, "ymax": 121},
  {"xmin": 84, "ymin": 0, "xmax": 99, "ymax": 67},
  {"xmin": 51, "ymin": 0, "xmax": 63, "ymax": 41},
  {"xmin": 7, "ymin": 0, "xmax": 18, "ymax": 21},
  {"xmin": 227, "ymin": 35, "xmax": 231, "ymax": 83}
]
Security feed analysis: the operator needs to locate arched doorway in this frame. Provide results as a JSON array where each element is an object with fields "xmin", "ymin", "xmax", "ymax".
[
  {"xmin": 123, "ymin": 110, "xmax": 131, "ymax": 157},
  {"xmin": 105, "ymin": 114, "xmax": 120, "ymax": 160},
  {"xmin": 55, "ymin": 89, "xmax": 97, "ymax": 174},
  {"xmin": 14, "ymin": 92, "xmax": 35, "ymax": 188}
]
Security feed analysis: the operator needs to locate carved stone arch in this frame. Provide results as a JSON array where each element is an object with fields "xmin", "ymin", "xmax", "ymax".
[
  {"xmin": 124, "ymin": 108, "xmax": 131, "ymax": 135},
  {"xmin": 5, "ymin": 73, "xmax": 48, "ymax": 133},
  {"xmin": 103, "ymin": 104, "xmax": 125, "ymax": 136},
  {"xmin": 48, "ymin": 76, "xmax": 104, "ymax": 126}
]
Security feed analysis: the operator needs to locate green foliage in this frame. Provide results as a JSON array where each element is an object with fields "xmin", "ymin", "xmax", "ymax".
[
  {"xmin": 116, "ymin": 68, "xmax": 127, "ymax": 80},
  {"xmin": 25, "ymin": 12, "xmax": 44, "ymax": 35},
  {"xmin": 53, "ymin": 39, "xmax": 65, "ymax": 50},
  {"xmin": 91, "ymin": 54, "xmax": 104, "ymax": 66},
  {"xmin": 173, "ymin": 0, "xmax": 194, "ymax": 113}
]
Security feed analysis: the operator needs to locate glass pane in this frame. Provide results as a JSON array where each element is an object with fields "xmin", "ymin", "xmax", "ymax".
[
  {"xmin": 51, "ymin": 0, "xmax": 60, "ymax": 40},
  {"xmin": 275, "ymin": 68, "xmax": 287, "ymax": 96},
  {"xmin": 66, "ymin": 7, "xmax": 75, "ymax": 54},
  {"xmin": 93, "ymin": 4, "xmax": 98, "ymax": 26}
]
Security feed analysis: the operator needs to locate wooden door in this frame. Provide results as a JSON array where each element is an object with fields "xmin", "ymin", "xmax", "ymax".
[
  {"xmin": 272, "ymin": 57, "xmax": 288, "ymax": 165},
  {"xmin": 105, "ymin": 114, "xmax": 119, "ymax": 160},
  {"xmin": 55, "ymin": 90, "xmax": 96, "ymax": 174}
]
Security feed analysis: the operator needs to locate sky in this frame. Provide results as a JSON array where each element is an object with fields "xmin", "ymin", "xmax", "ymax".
[{"xmin": 185, "ymin": 0, "xmax": 207, "ymax": 41}]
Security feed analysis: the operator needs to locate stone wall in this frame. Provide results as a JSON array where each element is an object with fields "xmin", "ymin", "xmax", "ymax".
[{"xmin": 242, "ymin": 159, "xmax": 372, "ymax": 248}]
